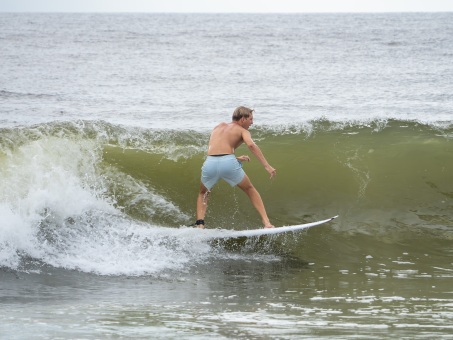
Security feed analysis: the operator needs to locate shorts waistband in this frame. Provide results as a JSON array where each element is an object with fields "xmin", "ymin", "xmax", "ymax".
[{"xmin": 206, "ymin": 154, "xmax": 236, "ymax": 160}]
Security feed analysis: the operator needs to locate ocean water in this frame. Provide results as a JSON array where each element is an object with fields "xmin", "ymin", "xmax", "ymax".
[{"xmin": 1, "ymin": 12, "xmax": 453, "ymax": 339}]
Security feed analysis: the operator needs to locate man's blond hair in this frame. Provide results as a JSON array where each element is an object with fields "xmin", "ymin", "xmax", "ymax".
[{"xmin": 232, "ymin": 106, "xmax": 254, "ymax": 121}]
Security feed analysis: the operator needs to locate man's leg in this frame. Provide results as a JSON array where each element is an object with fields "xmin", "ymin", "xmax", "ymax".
[
  {"xmin": 237, "ymin": 174, "xmax": 274, "ymax": 228},
  {"xmin": 196, "ymin": 182, "xmax": 210, "ymax": 228}
]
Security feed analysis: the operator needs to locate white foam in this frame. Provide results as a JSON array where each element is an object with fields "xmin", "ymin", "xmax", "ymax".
[
  {"xmin": 0, "ymin": 204, "xmax": 35, "ymax": 269},
  {"xmin": 0, "ymin": 136, "xmax": 206, "ymax": 274}
]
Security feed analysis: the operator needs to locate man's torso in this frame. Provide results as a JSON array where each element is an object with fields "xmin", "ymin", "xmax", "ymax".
[{"xmin": 207, "ymin": 122, "xmax": 244, "ymax": 155}]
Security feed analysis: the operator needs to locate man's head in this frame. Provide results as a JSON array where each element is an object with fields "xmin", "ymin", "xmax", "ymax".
[
  {"xmin": 232, "ymin": 106, "xmax": 254, "ymax": 129},
  {"xmin": 232, "ymin": 106, "xmax": 254, "ymax": 121}
]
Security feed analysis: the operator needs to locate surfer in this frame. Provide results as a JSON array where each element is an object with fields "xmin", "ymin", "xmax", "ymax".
[{"xmin": 194, "ymin": 106, "xmax": 276, "ymax": 229}]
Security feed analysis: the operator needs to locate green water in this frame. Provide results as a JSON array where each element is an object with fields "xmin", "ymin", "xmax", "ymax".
[{"xmin": 100, "ymin": 120, "xmax": 452, "ymax": 233}]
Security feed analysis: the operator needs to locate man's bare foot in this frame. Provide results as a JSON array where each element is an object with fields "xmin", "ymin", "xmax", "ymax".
[{"xmin": 264, "ymin": 224, "xmax": 275, "ymax": 229}]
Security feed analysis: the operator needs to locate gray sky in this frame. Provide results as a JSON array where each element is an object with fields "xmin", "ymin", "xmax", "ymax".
[{"xmin": 1, "ymin": 0, "xmax": 453, "ymax": 13}]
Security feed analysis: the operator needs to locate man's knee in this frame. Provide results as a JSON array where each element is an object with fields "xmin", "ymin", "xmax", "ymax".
[
  {"xmin": 199, "ymin": 183, "xmax": 210, "ymax": 194},
  {"xmin": 238, "ymin": 179, "xmax": 255, "ymax": 194}
]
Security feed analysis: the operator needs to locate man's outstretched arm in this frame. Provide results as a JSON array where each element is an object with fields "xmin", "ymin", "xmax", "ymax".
[{"xmin": 242, "ymin": 130, "xmax": 276, "ymax": 178}]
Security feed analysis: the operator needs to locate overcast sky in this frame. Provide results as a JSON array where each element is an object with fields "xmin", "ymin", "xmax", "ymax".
[{"xmin": 1, "ymin": 0, "xmax": 453, "ymax": 13}]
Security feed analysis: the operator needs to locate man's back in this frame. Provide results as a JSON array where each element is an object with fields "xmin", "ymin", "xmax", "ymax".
[{"xmin": 207, "ymin": 122, "xmax": 245, "ymax": 155}]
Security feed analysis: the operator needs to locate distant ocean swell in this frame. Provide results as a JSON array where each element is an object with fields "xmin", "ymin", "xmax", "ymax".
[{"xmin": 0, "ymin": 119, "xmax": 451, "ymax": 274}]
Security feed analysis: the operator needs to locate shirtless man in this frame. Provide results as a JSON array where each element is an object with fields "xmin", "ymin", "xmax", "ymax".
[{"xmin": 194, "ymin": 106, "xmax": 276, "ymax": 229}]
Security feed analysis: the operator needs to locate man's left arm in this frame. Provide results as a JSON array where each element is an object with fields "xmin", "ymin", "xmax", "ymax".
[{"xmin": 243, "ymin": 131, "xmax": 276, "ymax": 179}]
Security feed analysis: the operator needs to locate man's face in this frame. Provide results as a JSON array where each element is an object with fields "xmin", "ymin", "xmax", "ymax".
[{"xmin": 242, "ymin": 114, "xmax": 254, "ymax": 129}]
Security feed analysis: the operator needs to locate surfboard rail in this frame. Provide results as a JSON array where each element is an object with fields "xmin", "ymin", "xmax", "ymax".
[{"xmin": 220, "ymin": 215, "xmax": 339, "ymax": 238}]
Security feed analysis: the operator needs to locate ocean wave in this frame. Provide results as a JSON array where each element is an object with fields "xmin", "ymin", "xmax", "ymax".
[
  {"xmin": 0, "ymin": 119, "xmax": 452, "ymax": 275},
  {"xmin": 0, "ymin": 90, "xmax": 55, "ymax": 99}
]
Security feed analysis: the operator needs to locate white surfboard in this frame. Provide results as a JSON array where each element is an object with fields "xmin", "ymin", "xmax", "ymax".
[{"xmin": 212, "ymin": 215, "xmax": 338, "ymax": 239}]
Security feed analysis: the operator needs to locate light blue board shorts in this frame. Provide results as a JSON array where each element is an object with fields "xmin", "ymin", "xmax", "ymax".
[{"xmin": 201, "ymin": 154, "xmax": 245, "ymax": 190}]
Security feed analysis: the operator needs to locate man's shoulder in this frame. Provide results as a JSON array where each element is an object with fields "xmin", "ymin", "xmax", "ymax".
[
  {"xmin": 213, "ymin": 122, "xmax": 228, "ymax": 129},
  {"xmin": 231, "ymin": 124, "xmax": 249, "ymax": 137},
  {"xmin": 213, "ymin": 122, "xmax": 248, "ymax": 137}
]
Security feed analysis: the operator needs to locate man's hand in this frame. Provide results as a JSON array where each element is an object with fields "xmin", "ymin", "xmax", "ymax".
[
  {"xmin": 265, "ymin": 165, "xmax": 277, "ymax": 179},
  {"xmin": 237, "ymin": 155, "xmax": 250, "ymax": 162}
]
